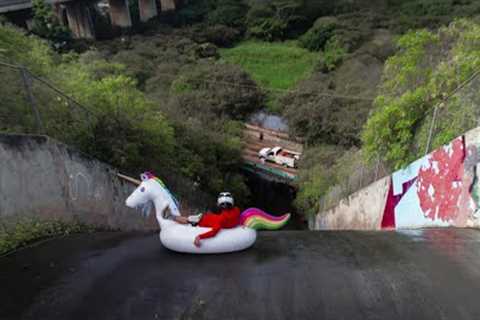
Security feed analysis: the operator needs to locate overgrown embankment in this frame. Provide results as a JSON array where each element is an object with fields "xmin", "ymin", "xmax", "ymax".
[
  {"xmin": 4, "ymin": 0, "xmax": 480, "ymax": 225},
  {"xmin": 0, "ymin": 22, "xmax": 257, "ymax": 209}
]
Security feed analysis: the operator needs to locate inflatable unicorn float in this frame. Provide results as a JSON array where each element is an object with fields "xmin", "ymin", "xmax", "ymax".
[{"xmin": 125, "ymin": 172, "xmax": 290, "ymax": 254}]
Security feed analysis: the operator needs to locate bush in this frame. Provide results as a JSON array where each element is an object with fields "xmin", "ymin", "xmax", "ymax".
[
  {"xmin": 322, "ymin": 36, "xmax": 347, "ymax": 71},
  {"xmin": 0, "ymin": 24, "xmax": 58, "ymax": 133},
  {"xmin": 194, "ymin": 24, "xmax": 242, "ymax": 47},
  {"xmin": 175, "ymin": 0, "xmax": 213, "ymax": 25},
  {"xmin": 299, "ymin": 14, "xmax": 368, "ymax": 54},
  {"xmin": 111, "ymin": 50, "xmax": 155, "ymax": 89},
  {"xmin": 399, "ymin": 0, "xmax": 455, "ymax": 17},
  {"xmin": 387, "ymin": 0, "xmax": 480, "ymax": 33},
  {"xmin": 175, "ymin": 0, "xmax": 247, "ymax": 27},
  {"xmin": 246, "ymin": 4, "xmax": 286, "ymax": 41},
  {"xmin": 362, "ymin": 19, "xmax": 480, "ymax": 168},
  {"xmin": 293, "ymin": 144, "xmax": 343, "ymax": 216},
  {"xmin": 206, "ymin": 0, "xmax": 248, "ymax": 27},
  {"xmin": 31, "ymin": 0, "xmax": 71, "ymax": 48},
  {"xmin": 0, "ymin": 23, "xmax": 56, "ymax": 75},
  {"xmin": 168, "ymin": 63, "xmax": 265, "ymax": 120},
  {"xmin": 299, "ymin": 16, "xmax": 338, "ymax": 51},
  {"xmin": 281, "ymin": 58, "xmax": 377, "ymax": 147},
  {"xmin": 246, "ymin": 0, "xmax": 308, "ymax": 41},
  {"xmin": 168, "ymin": 119, "xmax": 250, "ymax": 204},
  {"xmin": 57, "ymin": 61, "xmax": 175, "ymax": 173}
]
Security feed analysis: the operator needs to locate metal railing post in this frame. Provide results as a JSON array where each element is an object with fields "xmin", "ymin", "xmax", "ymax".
[
  {"xmin": 359, "ymin": 165, "xmax": 364, "ymax": 189},
  {"xmin": 20, "ymin": 67, "xmax": 44, "ymax": 134},
  {"xmin": 425, "ymin": 104, "xmax": 439, "ymax": 155},
  {"xmin": 374, "ymin": 155, "xmax": 380, "ymax": 181}
]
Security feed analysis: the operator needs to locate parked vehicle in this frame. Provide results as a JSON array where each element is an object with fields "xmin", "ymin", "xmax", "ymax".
[{"xmin": 258, "ymin": 146, "xmax": 300, "ymax": 168}]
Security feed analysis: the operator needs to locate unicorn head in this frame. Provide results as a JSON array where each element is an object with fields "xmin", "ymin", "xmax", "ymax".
[{"xmin": 126, "ymin": 172, "xmax": 181, "ymax": 224}]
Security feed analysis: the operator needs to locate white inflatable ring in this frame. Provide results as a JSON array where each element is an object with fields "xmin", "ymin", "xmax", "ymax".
[{"xmin": 160, "ymin": 221, "xmax": 257, "ymax": 254}]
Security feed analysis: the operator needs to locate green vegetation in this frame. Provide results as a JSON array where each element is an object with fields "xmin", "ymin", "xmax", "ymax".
[
  {"xmin": 206, "ymin": 0, "xmax": 248, "ymax": 27},
  {"xmin": 220, "ymin": 40, "xmax": 319, "ymax": 113},
  {"xmin": 389, "ymin": 0, "xmax": 480, "ymax": 32},
  {"xmin": 245, "ymin": 1, "xmax": 306, "ymax": 41},
  {"xmin": 0, "ymin": 217, "xmax": 94, "ymax": 255},
  {"xmin": 322, "ymin": 36, "xmax": 347, "ymax": 71},
  {"xmin": 299, "ymin": 16, "xmax": 338, "ymax": 51},
  {"xmin": 243, "ymin": 0, "xmax": 355, "ymax": 41},
  {"xmin": 5, "ymin": 0, "xmax": 480, "ymax": 224},
  {"xmin": 176, "ymin": 0, "xmax": 247, "ymax": 27},
  {"xmin": 220, "ymin": 41, "xmax": 318, "ymax": 91},
  {"xmin": 293, "ymin": 145, "xmax": 341, "ymax": 216},
  {"xmin": 362, "ymin": 19, "xmax": 480, "ymax": 169},
  {"xmin": 0, "ymin": 23, "xmax": 55, "ymax": 74},
  {"xmin": 0, "ymin": 23, "xmax": 256, "ymax": 210},
  {"xmin": 31, "ymin": 0, "xmax": 70, "ymax": 47}
]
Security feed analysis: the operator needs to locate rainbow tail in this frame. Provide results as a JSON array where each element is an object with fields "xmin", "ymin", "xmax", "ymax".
[{"xmin": 239, "ymin": 208, "xmax": 290, "ymax": 230}]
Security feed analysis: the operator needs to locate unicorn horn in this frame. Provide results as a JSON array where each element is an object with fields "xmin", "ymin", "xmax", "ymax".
[{"xmin": 117, "ymin": 173, "xmax": 141, "ymax": 186}]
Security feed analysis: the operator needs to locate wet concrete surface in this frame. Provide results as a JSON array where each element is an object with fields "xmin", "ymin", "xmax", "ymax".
[{"xmin": 2, "ymin": 229, "xmax": 480, "ymax": 319}]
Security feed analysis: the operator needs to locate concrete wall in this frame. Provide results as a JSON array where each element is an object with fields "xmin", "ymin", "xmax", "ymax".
[
  {"xmin": 108, "ymin": 0, "xmax": 132, "ymax": 28},
  {"xmin": 0, "ymin": 134, "xmax": 157, "ymax": 231},
  {"xmin": 159, "ymin": 0, "xmax": 176, "ymax": 11},
  {"xmin": 138, "ymin": 0, "xmax": 158, "ymax": 22},
  {"xmin": 315, "ymin": 176, "xmax": 390, "ymax": 230},
  {"xmin": 65, "ymin": 2, "xmax": 95, "ymax": 39},
  {"xmin": 314, "ymin": 126, "xmax": 480, "ymax": 230}
]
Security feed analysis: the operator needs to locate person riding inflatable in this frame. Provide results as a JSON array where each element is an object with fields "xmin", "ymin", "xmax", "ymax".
[
  {"xmin": 126, "ymin": 172, "xmax": 291, "ymax": 253},
  {"xmin": 172, "ymin": 192, "xmax": 241, "ymax": 247}
]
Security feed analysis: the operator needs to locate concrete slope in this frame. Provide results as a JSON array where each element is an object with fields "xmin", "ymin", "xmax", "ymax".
[{"xmin": 2, "ymin": 229, "xmax": 480, "ymax": 319}]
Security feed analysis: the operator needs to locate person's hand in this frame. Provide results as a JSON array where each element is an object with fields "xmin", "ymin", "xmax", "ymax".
[{"xmin": 194, "ymin": 236, "xmax": 201, "ymax": 248}]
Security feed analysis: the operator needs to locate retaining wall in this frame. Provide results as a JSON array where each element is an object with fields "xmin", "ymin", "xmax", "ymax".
[
  {"xmin": 314, "ymin": 126, "xmax": 480, "ymax": 230},
  {"xmin": 0, "ymin": 134, "xmax": 156, "ymax": 231}
]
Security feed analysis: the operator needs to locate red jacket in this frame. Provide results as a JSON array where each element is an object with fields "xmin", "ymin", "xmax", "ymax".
[{"xmin": 198, "ymin": 207, "xmax": 241, "ymax": 239}]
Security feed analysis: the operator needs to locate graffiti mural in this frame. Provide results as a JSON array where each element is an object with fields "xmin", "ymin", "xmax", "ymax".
[
  {"xmin": 381, "ymin": 136, "xmax": 480, "ymax": 229},
  {"xmin": 314, "ymin": 127, "xmax": 480, "ymax": 231}
]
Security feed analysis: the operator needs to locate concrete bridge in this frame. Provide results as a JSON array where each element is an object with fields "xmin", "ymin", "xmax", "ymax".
[{"xmin": 0, "ymin": 0, "xmax": 177, "ymax": 38}]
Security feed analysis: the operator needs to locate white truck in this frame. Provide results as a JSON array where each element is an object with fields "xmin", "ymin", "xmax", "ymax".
[{"xmin": 258, "ymin": 146, "xmax": 300, "ymax": 168}]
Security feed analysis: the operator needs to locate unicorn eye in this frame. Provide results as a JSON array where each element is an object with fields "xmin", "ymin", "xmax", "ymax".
[{"xmin": 141, "ymin": 187, "xmax": 145, "ymax": 192}]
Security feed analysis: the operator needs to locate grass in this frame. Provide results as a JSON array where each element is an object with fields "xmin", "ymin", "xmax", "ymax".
[
  {"xmin": 0, "ymin": 217, "xmax": 95, "ymax": 256},
  {"xmin": 220, "ymin": 40, "xmax": 319, "ymax": 92}
]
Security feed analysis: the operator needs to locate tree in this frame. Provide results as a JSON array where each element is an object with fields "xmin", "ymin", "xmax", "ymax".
[
  {"xmin": 362, "ymin": 19, "xmax": 480, "ymax": 169},
  {"xmin": 31, "ymin": 0, "xmax": 71, "ymax": 47}
]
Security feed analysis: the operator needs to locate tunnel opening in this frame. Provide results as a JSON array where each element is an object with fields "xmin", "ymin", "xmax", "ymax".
[{"xmin": 243, "ymin": 171, "xmax": 307, "ymax": 230}]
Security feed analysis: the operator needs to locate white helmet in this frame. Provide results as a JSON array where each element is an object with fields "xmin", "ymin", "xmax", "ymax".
[{"xmin": 217, "ymin": 192, "xmax": 234, "ymax": 207}]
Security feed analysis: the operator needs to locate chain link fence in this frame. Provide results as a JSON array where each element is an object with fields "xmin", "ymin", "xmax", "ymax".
[
  {"xmin": 0, "ymin": 62, "xmax": 94, "ymax": 142},
  {"xmin": 316, "ymin": 70, "xmax": 480, "ymax": 214}
]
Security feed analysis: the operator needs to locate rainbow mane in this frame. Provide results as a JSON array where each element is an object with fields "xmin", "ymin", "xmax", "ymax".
[
  {"xmin": 240, "ymin": 208, "xmax": 290, "ymax": 230},
  {"xmin": 143, "ymin": 171, "xmax": 180, "ymax": 208}
]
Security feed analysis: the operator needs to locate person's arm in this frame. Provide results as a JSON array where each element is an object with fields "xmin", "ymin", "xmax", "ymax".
[
  {"xmin": 198, "ymin": 222, "xmax": 222, "ymax": 239},
  {"xmin": 194, "ymin": 223, "xmax": 222, "ymax": 247}
]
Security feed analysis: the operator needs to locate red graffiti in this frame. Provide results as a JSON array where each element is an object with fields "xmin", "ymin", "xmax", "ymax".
[
  {"xmin": 382, "ymin": 177, "xmax": 416, "ymax": 229},
  {"xmin": 417, "ymin": 137, "xmax": 466, "ymax": 222}
]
